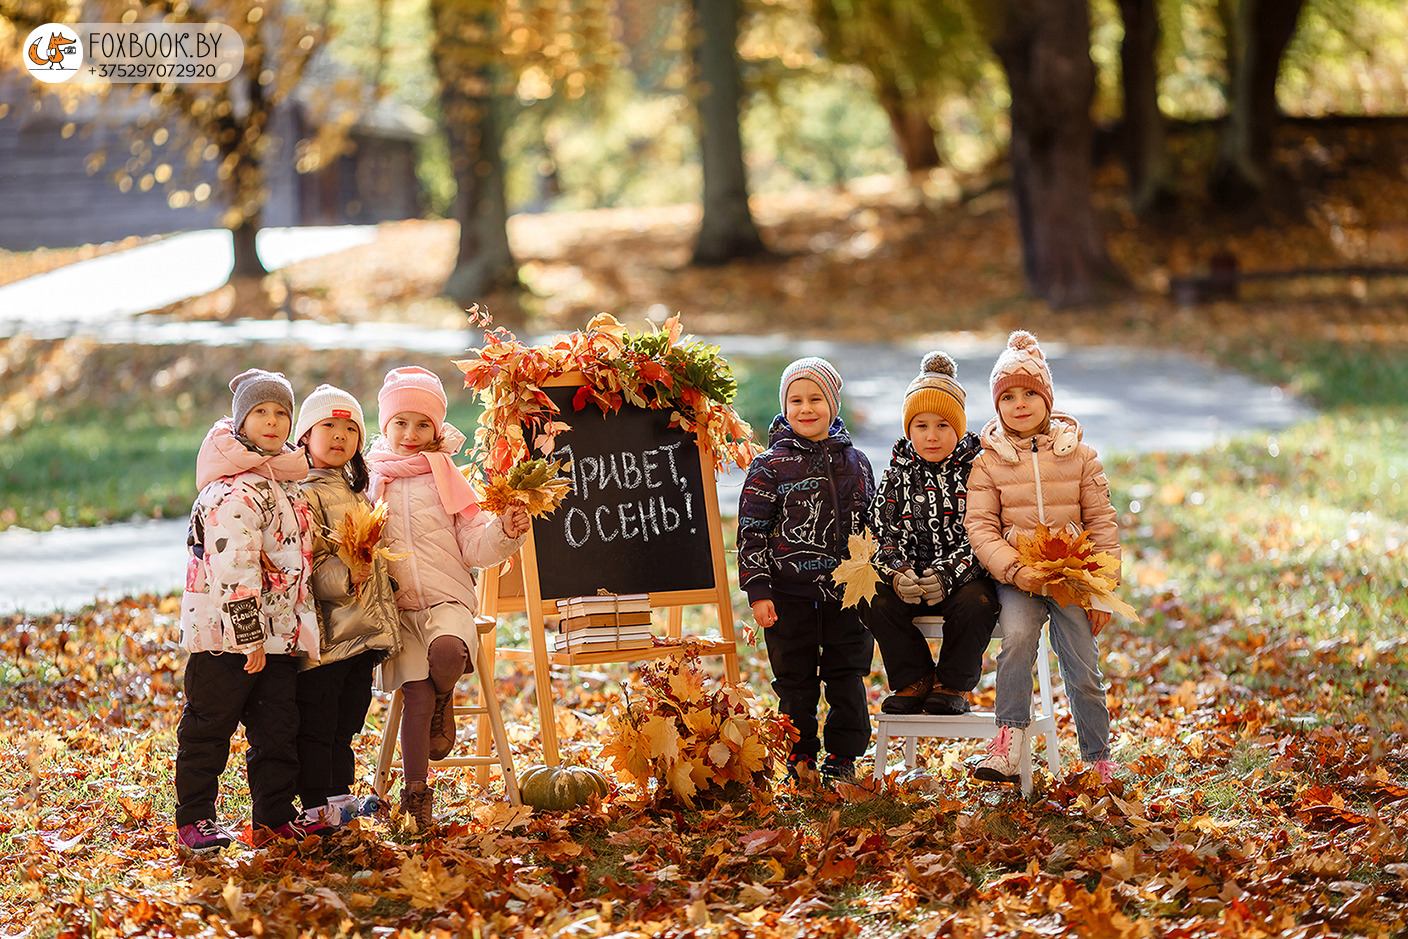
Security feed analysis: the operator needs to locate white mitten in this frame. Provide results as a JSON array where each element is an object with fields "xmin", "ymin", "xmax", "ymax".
[
  {"xmin": 893, "ymin": 569, "xmax": 924, "ymax": 604},
  {"xmin": 918, "ymin": 568, "xmax": 945, "ymax": 605}
]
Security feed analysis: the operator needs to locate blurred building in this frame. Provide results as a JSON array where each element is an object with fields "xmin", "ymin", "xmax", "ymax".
[{"xmin": 0, "ymin": 74, "xmax": 430, "ymax": 251}]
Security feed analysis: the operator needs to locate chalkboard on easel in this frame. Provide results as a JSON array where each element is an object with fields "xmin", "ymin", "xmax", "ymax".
[{"xmin": 528, "ymin": 383, "xmax": 715, "ymax": 599}]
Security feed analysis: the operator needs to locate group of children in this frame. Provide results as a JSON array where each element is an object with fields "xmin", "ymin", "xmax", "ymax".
[
  {"xmin": 738, "ymin": 330, "xmax": 1122, "ymax": 785},
  {"xmin": 172, "ymin": 327, "xmax": 1116, "ymax": 854},
  {"xmin": 173, "ymin": 366, "xmax": 527, "ymax": 854}
]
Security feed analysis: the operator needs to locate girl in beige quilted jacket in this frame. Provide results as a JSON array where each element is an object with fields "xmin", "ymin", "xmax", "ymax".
[
  {"xmin": 294, "ymin": 384, "xmax": 401, "ymax": 827},
  {"xmin": 367, "ymin": 367, "xmax": 529, "ymax": 829},
  {"xmin": 964, "ymin": 331, "xmax": 1122, "ymax": 786}
]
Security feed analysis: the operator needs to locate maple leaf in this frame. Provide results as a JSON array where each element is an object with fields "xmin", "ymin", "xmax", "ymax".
[
  {"xmin": 641, "ymin": 712, "xmax": 681, "ymax": 763},
  {"xmin": 831, "ymin": 530, "xmax": 881, "ymax": 608},
  {"xmin": 393, "ymin": 855, "xmax": 468, "ymax": 909},
  {"xmin": 669, "ymin": 757, "xmax": 701, "ymax": 803}
]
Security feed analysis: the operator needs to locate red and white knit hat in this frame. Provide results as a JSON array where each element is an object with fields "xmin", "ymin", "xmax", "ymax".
[
  {"xmin": 989, "ymin": 330, "xmax": 1054, "ymax": 412},
  {"xmin": 377, "ymin": 366, "xmax": 447, "ymax": 433}
]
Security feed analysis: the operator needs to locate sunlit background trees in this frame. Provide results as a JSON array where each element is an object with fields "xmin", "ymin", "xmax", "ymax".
[{"xmin": 2, "ymin": 0, "xmax": 1407, "ymax": 308}]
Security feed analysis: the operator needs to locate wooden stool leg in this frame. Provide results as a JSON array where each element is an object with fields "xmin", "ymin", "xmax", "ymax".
[
  {"xmin": 477, "ymin": 640, "xmax": 521, "ymax": 805},
  {"xmin": 1019, "ymin": 735, "xmax": 1033, "ymax": 796},
  {"xmin": 873, "ymin": 724, "xmax": 889, "ymax": 783},
  {"xmin": 475, "ymin": 624, "xmax": 496, "ymax": 787},
  {"xmin": 373, "ymin": 689, "xmax": 404, "ymax": 797}
]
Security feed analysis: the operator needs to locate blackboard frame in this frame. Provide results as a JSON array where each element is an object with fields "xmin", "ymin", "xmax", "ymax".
[
  {"xmin": 476, "ymin": 372, "xmax": 740, "ymax": 766},
  {"xmin": 524, "ymin": 383, "xmax": 718, "ymax": 600}
]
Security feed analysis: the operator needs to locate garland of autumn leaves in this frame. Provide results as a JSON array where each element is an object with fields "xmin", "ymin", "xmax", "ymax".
[{"xmin": 454, "ymin": 313, "xmax": 759, "ymax": 477}]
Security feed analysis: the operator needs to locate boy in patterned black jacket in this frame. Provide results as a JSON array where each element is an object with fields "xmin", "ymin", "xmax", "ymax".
[
  {"xmin": 737, "ymin": 357, "xmax": 875, "ymax": 782},
  {"xmin": 865, "ymin": 352, "xmax": 999, "ymax": 716}
]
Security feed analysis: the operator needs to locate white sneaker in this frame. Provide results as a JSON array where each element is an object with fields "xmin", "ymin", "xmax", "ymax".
[{"xmin": 973, "ymin": 726, "xmax": 1026, "ymax": 783}]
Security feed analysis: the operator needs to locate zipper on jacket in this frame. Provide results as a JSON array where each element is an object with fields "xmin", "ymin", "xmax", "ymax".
[
  {"xmin": 1032, "ymin": 439, "xmax": 1047, "ymax": 526},
  {"xmin": 822, "ymin": 445, "xmax": 844, "ymax": 555},
  {"xmin": 401, "ymin": 480, "xmax": 427, "ymax": 602}
]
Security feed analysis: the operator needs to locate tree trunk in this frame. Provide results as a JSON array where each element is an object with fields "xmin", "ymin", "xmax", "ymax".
[
  {"xmin": 877, "ymin": 79, "xmax": 942, "ymax": 174},
  {"xmin": 990, "ymin": 0, "xmax": 1125, "ymax": 307},
  {"xmin": 1211, "ymin": 0, "xmax": 1306, "ymax": 206},
  {"xmin": 690, "ymin": 0, "xmax": 766, "ymax": 266},
  {"xmin": 1117, "ymin": 0, "xmax": 1173, "ymax": 214},
  {"xmin": 430, "ymin": 0, "xmax": 517, "ymax": 306},
  {"xmin": 229, "ymin": 212, "xmax": 268, "ymax": 279},
  {"xmin": 225, "ymin": 67, "xmax": 268, "ymax": 282}
]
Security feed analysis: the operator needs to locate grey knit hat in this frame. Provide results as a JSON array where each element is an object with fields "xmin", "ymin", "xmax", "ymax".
[{"xmin": 230, "ymin": 368, "xmax": 295, "ymax": 431}]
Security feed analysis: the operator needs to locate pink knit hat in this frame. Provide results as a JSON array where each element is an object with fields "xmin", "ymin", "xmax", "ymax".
[
  {"xmin": 377, "ymin": 366, "xmax": 447, "ymax": 433},
  {"xmin": 989, "ymin": 330, "xmax": 1054, "ymax": 412}
]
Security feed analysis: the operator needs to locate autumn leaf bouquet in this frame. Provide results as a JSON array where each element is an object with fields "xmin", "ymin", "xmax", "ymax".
[
  {"xmin": 1012, "ymin": 524, "xmax": 1140, "ymax": 622},
  {"xmin": 327, "ymin": 500, "xmax": 407, "ymax": 592},
  {"xmin": 600, "ymin": 651, "xmax": 796, "ymax": 807},
  {"xmin": 471, "ymin": 457, "xmax": 572, "ymax": 518}
]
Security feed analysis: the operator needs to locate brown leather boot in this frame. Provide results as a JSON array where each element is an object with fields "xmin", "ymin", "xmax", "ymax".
[
  {"xmin": 428, "ymin": 691, "xmax": 456, "ymax": 761},
  {"xmin": 400, "ymin": 781, "xmax": 434, "ymax": 832},
  {"xmin": 881, "ymin": 673, "xmax": 934, "ymax": 714}
]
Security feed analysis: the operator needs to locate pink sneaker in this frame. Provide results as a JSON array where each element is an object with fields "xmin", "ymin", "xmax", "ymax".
[
  {"xmin": 1093, "ymin": 759, "xmax": 1121, "ymax": 784},
  {"xmin": 252, "ymin": 812, "xmax": 334, "ymax": 847},
  {"xmin": 176, "ymin": 818, "xmax": 235, "ymax": 855}
]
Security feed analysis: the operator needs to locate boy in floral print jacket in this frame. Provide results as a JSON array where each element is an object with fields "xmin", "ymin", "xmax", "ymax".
[{"xmin": 174, "ymin": 369, "xmax": 329, "ymax": 854}]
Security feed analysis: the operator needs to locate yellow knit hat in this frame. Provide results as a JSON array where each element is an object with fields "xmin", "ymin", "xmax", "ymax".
[{"xmin": 902, "ymin": 352, "xmax": 967, "ymax": 438}]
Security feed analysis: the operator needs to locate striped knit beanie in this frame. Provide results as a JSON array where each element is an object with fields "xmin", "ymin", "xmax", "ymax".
[
  {"xmin": 989, "ymin": 330, "xmax": 1054, "ymax": 413},
  {"xmin": 779, "ymin": 356, "xmax": 842, "ymax": 416},
  {"xmin": 903, "ymin": 351, "xmax": 967, "ymax": 438}
]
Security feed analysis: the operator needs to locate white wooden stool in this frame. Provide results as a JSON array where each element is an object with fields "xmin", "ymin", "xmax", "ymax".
[
  {"xmin": 873, "ymin": 616, "xmax": 1061, "ymax": 795},
  {"xmin": 373, "ymin": 616, "xmax": 521, "ymax": 805}
]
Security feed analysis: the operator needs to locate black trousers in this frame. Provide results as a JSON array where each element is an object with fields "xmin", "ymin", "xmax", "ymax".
[
  {"xmin": 174, "ymin": 651, "xmax": 299, "ymax": 829},
  {"xmin": 864, "ymin": 577, "xmax": 999, "ymax": 692},
  {"xmin": 762, "ymin": 595, "xmax": 875, "ymax": 760},
  {"xmin": 295, "ymin": 649, "xmax": 379, "ymax": 809}
]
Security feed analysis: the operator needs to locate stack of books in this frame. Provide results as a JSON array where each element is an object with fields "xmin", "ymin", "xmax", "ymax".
[{"xmin": 554, "ymin": 593, "xmax": 655, "ymax": 653}]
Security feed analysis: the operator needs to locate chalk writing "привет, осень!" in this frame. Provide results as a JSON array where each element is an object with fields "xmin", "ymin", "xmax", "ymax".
[{"xmin": 552, "ymin": 442, "xmax": 696, "ymax": 548}]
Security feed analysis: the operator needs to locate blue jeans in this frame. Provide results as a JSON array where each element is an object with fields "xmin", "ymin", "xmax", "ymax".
[{"xmin": 993, "ymin": 585, "xmax": 1110, "ymax": 762}]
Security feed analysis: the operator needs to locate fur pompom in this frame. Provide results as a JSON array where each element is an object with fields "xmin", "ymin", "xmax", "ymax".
[
  {"xmin": 921, "ymin": 351, "xmax": 956, "ymax": 378},
  {"xmin": 1007, "ymin": 330, "xmax": 1043, "ymax": 358}
]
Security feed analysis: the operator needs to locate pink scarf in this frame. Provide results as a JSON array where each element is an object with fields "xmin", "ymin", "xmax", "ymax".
[
  {"xmin": 195, "ymin": 418, "xmax": 308, "ymax": 489},
  {"xmin": 367, "ymin": 422, "xmax": 480, "ymax": 518}
]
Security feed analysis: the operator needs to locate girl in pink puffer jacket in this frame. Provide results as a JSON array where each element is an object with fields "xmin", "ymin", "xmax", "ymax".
[
  {"xmin": 367, "ymin": 366, "xmax": 529, "ymax": 828},
  {"xmin": 964, "ymin": 331, "xmax": 1122, "ymax": 787}
]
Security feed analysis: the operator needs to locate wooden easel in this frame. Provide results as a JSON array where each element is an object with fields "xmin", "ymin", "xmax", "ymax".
[{"xmin": 475, "ymin": 381, "xmax": 740, "ymax": 767}]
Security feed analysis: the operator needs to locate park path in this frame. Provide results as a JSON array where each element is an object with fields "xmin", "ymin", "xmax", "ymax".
[{"xmin": 0, "ymin": 227, "xmax": 1315, "ymax": 614}]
